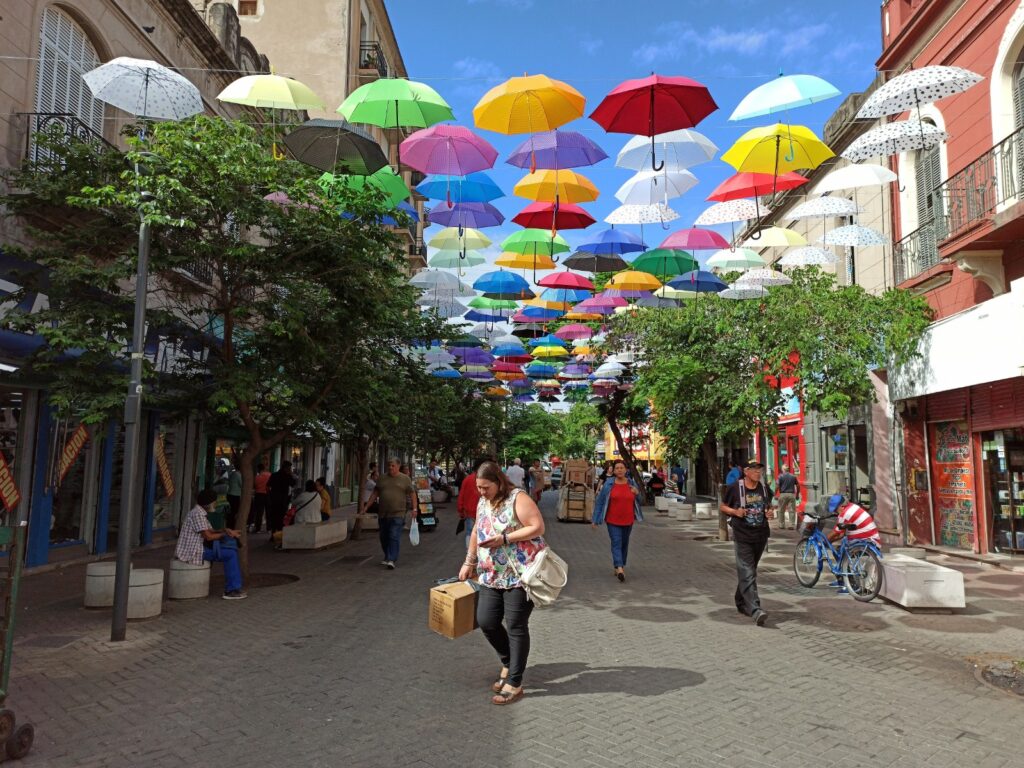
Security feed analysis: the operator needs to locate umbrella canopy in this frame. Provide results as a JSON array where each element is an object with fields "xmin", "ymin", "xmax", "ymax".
[
  {"xmin": 778, "ymin": 246, "xmax": 838, "ymax": 267},
  {"xmin": 532, "ymin": 345, "xmax": 570, "ymax": 358},
  {"xmin": 83, "ymin": 57, "xmax": 202, "ymax": 120},
  {"xmin": 400, "ymin": 124, "xmax": 498, "ymax": 176},
  {"xmin": 736, "ymin": 268, "xmax": 793, "ymax": 288},
  {"xmin": 730, "ymin": 74, "xmax": 841, "ymax": 121},
  {"xmin": 539, "ymin": 287, "xmax": 591, "ymax": 304},
  {"xmin": 501, "ymin": 228, "xmax": 571, "ymax": 257},
  {"xmin": 506, "ymin": 130, "xmax": 608, "ymax": 170},
  {"xmin": 655, "ymin": 286, "xmax": 700, "ymax": 300},
  {"xmin": 494, "ymin": 252, "xmax": 557, "ymax": 270},
  {"xmin": 428, "ymin": 249, "xmax": 486, "ymax": 268},
  {"xmin": 604, "ymin": 203, "xmax": 679, "ymax": 225},
  {"xmin": 695, "ymin": 199, "xmax": 768, "ymax": 225},
  {"xmin": 616, "ymin": 128, "xmax": 717, "ymax": 171},
  {"xmin": 816, "ymin": 163, "xmax": 898, "ymax": 192},
  {"xmin": 741, "ymin": 226, "xmax": 807, "ymax": 247},
  {"xmin": 473, "ymin": 270, "xmax": 531, "ymax": 298},
  {"xmin": 282, "ymin": 119, "xmax": 388, "ymax": 174},
  {"xmin": 788, "ymin": 196, "xmax": 862, "ymax": 219},
  {"xmin": 667, "ymin": 270, "xmax": 727, "ymax": 293},
  {"xmin": 857, "ymin": 65, "xmax": 983, "ymax": 119},
  {"xmin": 528, "ymin": 333, "xmax": 568, "ymax": 348},
  {"xmin": 421, "ymin": 301, "xmax": 466, "ymax": 319},
  {"xmin": 428, "ymin": 364, "xmax": 463, "ymax": 379},
  {"xmin": 706, "ymin": 248, "xmax": 766, "ymax": 270},
  {"xmin": 338, "ymin": 78, "xmax": 453, "ymax": 129},
  {"xmin": 513, "ymin": 324, "xmax": 547, "ymax": 338},
  {"xmin": 409, "ymin": 270, "xmax": 469, "ymax": 290},
  {"xmin": 427, "ymin": 202, "xmax": 504, "ymax": 229},
  {"xmin": 512, "ymin": 201, "xmax": 595, "ymax": 230},
  {"xmin": 217, "ymin": 72, "xmax": 323, "ymax": 111},
  {"xmin": 636, "ymin": 296, "xmax": 680, "ymax": 308},
  {"xmin": 417, "ymin": 172, "xmax": 503, "ymax": 203},
  {"xmin": 599, "ymin": 287, "xmax": 652, "ymax": 299},
  {"xmin": 523, "ymin": 363, "xmax": 558, "ymax": 378},
  {"xmin": 537, "ymin": 271, "xmax": 595, "ymax": 290},
  {"xmin": 608, "ymin": 270, "xmax": 662, "ymax": 291},
  {"xmin": 417, "ymin": 290, "xmax": 467, "ymax": 308},
  {"xmin": 464, "ymin": 308, "xmax": 514, "ymax": 323},
  {"xmin": 514, "ymin": 169, "xmax": 599, "ymax": 203},
  {"xmin": 660, "ymin": 228, "xmax": 729, "ymax": 251},
  {"xmin": 631, "ymin": 248, "xmax": 699, "ymax": 276},
  {"xmin": 615, "ymin": 168, "xmax": 698, "ymax": 205},
  {"xmin": 555, "ymin": 324, "xmax": 594, "ymax": 341},
  {"xmin": 473, "ymin": 74, "xmax": 586, "ymax": 134},
  {"xmin": 821, "ymin": 224, "xmax": 888, "ymax": 247},
  {"xmin": 841, "ymin": 120, "xmax": 948, "ymax": 162},
  {"xmin": 721, "ymin": 124, "xmax": 834, "ymax": 176},
  {"xmin": 719, "ymin": 285, "xmax": 767, "ymax": 300},
  {"xmin": 468, "ymin": 296, "xmax": 519, "ymax": 310},
  {"xmin": 575, "ymin": 296, "xmax": 627, "ymax": 314},
  {"xmin": 575, "ymin": 228, "xmax": 646, "ymax": 255},
  {"xmin": 319, "ymin": 167, "xmax": 410, "ymax": 207},
  {"xmin": 563, "ymin": 252, "xmax": 631, "ymax": 272},
  {"xmin": 427, "ymin": 226, "xmax": 492, "ymax": 251},
  {"xmin": 706, "ymin": 172, "xmax": 809, "ymax": 202}
]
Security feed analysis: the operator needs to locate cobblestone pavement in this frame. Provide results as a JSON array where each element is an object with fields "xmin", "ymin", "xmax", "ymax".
[{"xmin": 7, "ymin": 492, "xmax": 1024, "ymax": 768}]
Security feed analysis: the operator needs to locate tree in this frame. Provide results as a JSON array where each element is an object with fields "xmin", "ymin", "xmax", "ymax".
[
  {"xmin": 502, "ymin": 404, "xmax": 562, "ymax": 464},
  {"xmin": 554, "ymin": 401, "xmax": 604, "ymax": 459}
]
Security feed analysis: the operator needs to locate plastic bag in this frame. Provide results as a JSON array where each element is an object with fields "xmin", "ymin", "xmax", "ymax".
[{"xmin": 409, "ymin": 518, "xmax": 420, "ymax": 546}]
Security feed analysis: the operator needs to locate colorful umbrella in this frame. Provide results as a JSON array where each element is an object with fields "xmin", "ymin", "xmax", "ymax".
[
  {"xmin": 417, "ymin": 172, "xmax": 503, "ymax": 203},
  {"xmin": 721, "ymin": 124, "xmax": 834, "ymax": 178},
  {"xmin": 318, "ymin": 167, "xmax": 410, "ymax": 207},
  {"xmin": 575, "ymin": 295, "xmax": 627, "ymax": 314},
  {"xmin": 427, "ymin": 202, "xmax": 504, "ymax": 229},
  {"xmin": 514, "ymin": 169, "xmax": 599, "ymax": 203},
  {"xmin": 409, "ymin": 270, "xmax": 467, "ymax": 290},
  {"xmin": 660, "ymin": 228, "xmax": 729, "ymax": 251},
  {"xmin": 501, "ymin": 228, "xmax": 571, "ymax": 257},
  {"xmin": 735, "ymin": 268, "xmax": 793, "ymax": 288},
  {"xmin": 576, "ymin": 228, "xmax": 646, "ymax": 255},
  {"xmin": 468, "ymin": 296, "xmax": 519, "ymax": 310},
  {"xmin": 539, "ymin": 287, "xmax": 591, "ymax": 304},
  {"xmin": 563, "ymin": 252, "xmax": 630, "ymax": 272},
  {"xmin": 778, "ymin": 246, "xmax": 837, "ymax": 267},
  {"xmin": 427, "ymin": 226, "xmax": 492, "ymax": 251},
  {"xmin": 555, "ymin": 324, "xmax": 595, "ymax": 341},
  {"xmin": 706, "ymin": 248, "xmax": 766, "ymax": 270},
  {"xmin": 337, "ymin": 77, "xmax": 453, "ymax": 129},
  {"xmin": 740, "ymin": 226, "xmax": 807, "ymax": 248},
  {"xmin": 506, "ymin": 129, "xmax": 607, "ymax": 170},
  {"xmin": 856, "ymin": 65, "xmax": 983, "ymax": 119},
  {"xmin": 631, "ymin": 248, "xmax": 699, "ymax": 276},
  {"xmin": 667, "ymin": 270, "xmax": 727, "ymax": 293},
  {"xmin": 788, "ymin": 196, "xmax": 862, "ymax": 219},
  {"xmin": 512, "ymin": 202, "xmax": 595, "ymax": 230},
  {"xmin": 473, "ymin": 270, "xmax": 531, "ymax": 299},
  {"xmin": 282, "ymin": 118, "xmax": 388, "ymax": 174},
  {"xmin": 719, "ymin": 285, "xmax": 767, "ymax": 300},
  {"xmin": 706, "ymin": 172, "xmax": 809, "ymax": 202},
  {"xmin": 616, "ymin": 128, "xmax": 717, "ymax": 171},
  {"xmin": 495, "ymin": 252, "xmax": 557, "ymax": 270},
  {"xmin": 428, "ymin": 249, "xmax": 486, "ymax": 268},
  {"xmin": 474, "ymin": 75, "xmax": 586, "ymax": 134},
  {"xmin": 695, "ymin": 199, "xmax": 768, "ymax": 226},
  {"xmin": 400, "ymin": 124, "xmax": 498, "ymax": 177},
  {"xmin": 730, "ymin": 74, "xmax": 841, "ymax": 121},
  {"xmin": 590, "ymin": 74, "xmax": 718, "ymax": 170},
  {"xmin": 615, "ymin": 168, "xmax": 698, "ymax": 205},
  {"xmin": 608, "ymin": 270, "xmax": 662, "ymax": 291},
  {"xmin": 537, "ymin": 271, "xmax": 595, "ymax": 290},
  {"xmin": 604, "ymin": 203, "xmax": 679, "ymax": 225},
  {"xmin": 217, "ymin": 72, "xmax": 323, "ymax": 111}
]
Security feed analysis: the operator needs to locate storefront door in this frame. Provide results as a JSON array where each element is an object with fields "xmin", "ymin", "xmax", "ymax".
[
  {"xmin": 981, "ymin": 429, "xmax": 1024, "ymax": 554},
  {"xmin": 929, "ymin": 421, "xmax": 977, "ymax": 551}
]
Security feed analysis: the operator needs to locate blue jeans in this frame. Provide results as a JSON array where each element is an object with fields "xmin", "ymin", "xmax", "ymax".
[
  {"xmin": 607, "ymin": 523, "xmax": 633, "ymax": 568},
  {"xmin": 204, "ymin": 543, "xmax": 242, "ymax": 593},
  {"xmin": 378, "ymin": 516, "xmax": 405, "ymax": 562}
]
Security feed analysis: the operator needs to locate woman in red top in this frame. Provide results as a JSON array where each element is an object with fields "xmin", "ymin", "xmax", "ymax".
[{"xmin": 591, "ymin": 460, "xmax": 644, "ymax": 581}]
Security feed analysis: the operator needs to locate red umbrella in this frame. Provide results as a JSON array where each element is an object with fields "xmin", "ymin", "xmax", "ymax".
[
  {"xmin": 491, "ymin": 361, "xmax": 526, "ymax": 373},
  {"xmin": 537, "ymin": 271, "xmax": 595, "ymax": 290},
  {"xmin": 660, "ymin": 228, "xmax": 729, "ymax": 251},
  {"xmin": 590, "ymin": 74, "xmax": 718, "ymax": 171},
  {"xmin": 512, "ymin": 201, "xmax": 595, "ymax": 230},
  {"xmin": 706, "ymin": 172, "xmax": 809, "ymax": 202}
]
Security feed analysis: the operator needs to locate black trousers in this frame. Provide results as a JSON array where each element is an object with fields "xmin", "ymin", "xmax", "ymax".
[
  {"xmin": 226, "ymin": 495, "xmax": 240, "ymax": 529},
  {"xmin": 734, "ymin": 536, "xmax": 769, "ymax": 616},
  {"xmin": 248, "ymin": 493, "xmax": 268, "ymax": 532},
  {"xmin": 268, "ymin": 497, "xmax": 289, "ymax": 533},
  {"xmin": 476, "ymin": 585, "xmax": 534, "ymax": 687}
]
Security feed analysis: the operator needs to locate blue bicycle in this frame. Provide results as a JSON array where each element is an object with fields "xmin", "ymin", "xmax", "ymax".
[{"xmin": 792, "ymin": 513, "xmax": 884, "ymax": 602}]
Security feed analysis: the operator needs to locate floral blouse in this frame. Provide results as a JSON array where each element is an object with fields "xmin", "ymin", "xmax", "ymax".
[{"xmin": 475, "ymin": 489, "xmax": 546, "ymax": 589}]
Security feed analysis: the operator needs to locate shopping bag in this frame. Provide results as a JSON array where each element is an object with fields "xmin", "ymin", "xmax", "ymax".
[{"xmin": 409, "ymin": 518, "xmax": 420, "ymax": 546}]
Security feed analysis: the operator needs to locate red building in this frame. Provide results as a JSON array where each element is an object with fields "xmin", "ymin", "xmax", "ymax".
[{"xmin": 885, "ymin": 0, "xmax": 1024, "ymax": 555}]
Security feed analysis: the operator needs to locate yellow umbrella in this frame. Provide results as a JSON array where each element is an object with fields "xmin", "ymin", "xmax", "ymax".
[
  {"xmin": 563, "ymin": 312, "xmax": 602, "ymax": 322},
  {"xmin": 532, "ymin": 346, "xmax": 570, "ymax": 358},
  {"xmin": 514, "ymin": 169, "xmax": 599, "ymax": 203},
  {"xmin": 494, "ymin": 252, "xmax": 556, "ymax": 270},
  {"xmin": 656, "ymin": 286, "xmax": 699, "ymax": 300},
  {"xmin": 721, "ymin": 124, "xmax": 834, "ymax": 175},
  {"xmin": 524, "ymin": 297, "xmax": 573, "ymax": 312},
  {"xmin": 427, "ymin": 226, "xmax": 492, "ymax": 251},
  {"xmin": 608, "ymin": 270, "xmax": 662, "ymax": 291},
  {"xmin": 493, "ymin": 372, "xmax": 523, "ymax": 382},
  {"xmin": 485, "ymin": 386, "xmax": 511, "ymax": 398},
  {"xmin": 473, "ymin": 74, "xmax": 586, "ymax": 135},
  {"xmin": 218, "ymin": 73, "xmax": 324, "ymax": 159},
  {"xmin": 740, "ymin": 226, "xmax": 807, "ymax": 248}
]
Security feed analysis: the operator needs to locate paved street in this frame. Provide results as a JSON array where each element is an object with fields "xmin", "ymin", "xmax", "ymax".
[{"xmin": 8, "ymin": 492, "xmax": 1024, "ymax": 768}]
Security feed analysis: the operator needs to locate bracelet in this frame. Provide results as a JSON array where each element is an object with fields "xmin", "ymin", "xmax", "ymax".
[{"xmin": 502, "ymin": 532, "xmax": 509, "ymax": 546}]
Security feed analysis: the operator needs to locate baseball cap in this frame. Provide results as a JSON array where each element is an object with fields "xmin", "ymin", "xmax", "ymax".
[
  {"xmin": 742, "ymin": 459, "xmax": 764, "ymax": 470},
  {"xmin": 827, "ymin": 494, "xmax": 846, "ymax": 514}
]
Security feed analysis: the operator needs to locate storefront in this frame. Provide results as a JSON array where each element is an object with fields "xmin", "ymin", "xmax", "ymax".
[
  {"xmin": 981, "ymin": 428, "xmax": 1024, "ymax": 554},
  {"xmin": 767, "ymin": 387, "xmax": 807, "ymax": 514}
]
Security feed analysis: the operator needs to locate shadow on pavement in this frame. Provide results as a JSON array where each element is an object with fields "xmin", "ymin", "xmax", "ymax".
[
  {"xmin": 611, "ymin": 605, "xmax": 697, "ymax": 623},
  {"xmin": 527, "ymin": 661, "xmax": 705, "ymax": 697}
]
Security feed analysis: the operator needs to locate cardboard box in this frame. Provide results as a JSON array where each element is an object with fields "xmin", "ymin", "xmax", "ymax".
[
  {"xmin": 428, "ymin": 582, "xmax": 479, "ymax": 639},
  {"xmin": 568, "ymin": 499, "xmax": 586, "ymax": 511}
]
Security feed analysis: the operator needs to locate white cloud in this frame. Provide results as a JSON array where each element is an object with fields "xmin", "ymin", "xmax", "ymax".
[
  {"xmin": 632, "ymin": 21, "xmax": 835, "ymax": 64},
  {"xmin": 780, "ymin": 23, "xmax": 831, "ymax": 57},
  {"xmin": 703, "ymin": 27, "xmax": 770, "ymax": 55},
  {"xmin": 579, "ymin": 35, "xmax": 604, "ymax": 56},
  {"xmin": 452, "ymin": 57, "xmax": 504, "ymax": 82}
]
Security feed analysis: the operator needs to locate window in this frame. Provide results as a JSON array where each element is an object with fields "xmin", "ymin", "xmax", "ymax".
[
  {"xmin": 1012, "ymin": 54, "xmax": 1024, "ymax": 131},
  {"xmin": 238, "ymin": 1, "xmax": 259, "ymax": 15},
  {"xmin": 34, "ymin": 7, "xmax": 103, "ymax": 134},
  {"xmin": 914, "ymin": 118, "xmax": 942, "ymax": 269}
]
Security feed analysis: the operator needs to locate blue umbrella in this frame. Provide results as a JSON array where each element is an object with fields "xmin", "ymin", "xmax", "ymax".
[
  {"xmin": 429, "ymin": 365, "xmax": 462, "ymax": 379},
  {"xmin": 463, "ymin": 309, "xmax": 514, "ymax": 323},
  {"xmin": 427, "ymin": 201, "xmax": 504, "ymax": 229},
  {"xmin": 506, "ymin": 130, "xmax": 608, "ymax": 170},
  {"xmin": 575, "ymin": 227, "xmax": 647, "ymax": 256},
  {"xmin": 473, "ymin": 270, "xmax": 530, "ymax": 299},
  {"xmin": 514, "ymin": 394, "xmax": 536, "ymax": 403},
  {"xmin": 341, "ymin": 199, "xmax": 416, "ymax": 226},
  {"xmin": 520, "ymin": 305, "xmax": 565, "ymax": 321},
  {"xmin": 527, "ymin": 334, "xmax": 567, "ymax": 348},
  {"xmin": 492, "ymin": 343, "xmax": 528, "ymax": 357},
  {"xmin": 524, "ymin": 362, "xmax": 559, "ymax": 378},
  {"xmin": 539, "ymin": 287, "xmax": 592, "ymax": 304},
  {"xmin": 730, "ymin": 74, "xmax": 841, "ymax": 121},
  {"xmin": 416, "ymin": 172, "xmax": 503, "ymax": 203},
  {"xmin": 668, "ymin": 270, "xmax": 728, "ymax": 293}
]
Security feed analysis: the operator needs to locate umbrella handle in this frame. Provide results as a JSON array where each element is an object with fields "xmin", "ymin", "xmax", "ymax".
[
  {"xmin": 651, "ymin": 134, "xmax": 664, "ymax": 172},
  {"xmin": 784, "ymin": 144, "xmax": 796, "ymax": 163}
]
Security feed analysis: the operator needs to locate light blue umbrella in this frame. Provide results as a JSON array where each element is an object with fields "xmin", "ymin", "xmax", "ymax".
[
  {"xmin": 575, "ymin": 227, "xmax": 646, "ymax": 256},
  {"xmin": 730, "ymin": 74, "xmax": 841, "ymax": 121},
  {"xmin": 539, "ymin": 287, "xmax": 592, "ymax": 304},
  {"xmin": 667, "ymin": 270, "xmax": 727, "ymax": 293},
  {"xmin": 416, "ymin": 172, "xmax": 503, "ymax": 203}
]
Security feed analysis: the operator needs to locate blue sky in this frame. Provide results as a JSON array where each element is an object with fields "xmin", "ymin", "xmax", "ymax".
[{"xmin": 389, "ymin": 0, "xmax": 882, "ymax": 274}]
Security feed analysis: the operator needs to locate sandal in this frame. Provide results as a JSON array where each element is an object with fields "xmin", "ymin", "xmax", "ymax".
[
  {"xmin": 491, "ymin": 668, "xmax": 510, "ymax": 692},
  {"xmin": 491, "ymin": 686, "xmax": 524, "ymax": 705}
]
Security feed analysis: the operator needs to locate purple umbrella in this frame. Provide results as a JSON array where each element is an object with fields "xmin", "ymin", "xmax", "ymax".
[
  {"xmin": 506, "ymin": 129, "xmax": 608, "ymax": 171},
  {"xmin": 400, "ymin": 125, "xmax": 498, "ymax": 177},
  {"xmin": 598, "ymin": 288, "xmax": 653, "ymax": 300},
  {"xmin": 452, "ymin": 348, "xmax": 494, "ymax": 364},
  {"xmin": 427, "ymin": 201, "xmax": 505, "ymax": 229}
]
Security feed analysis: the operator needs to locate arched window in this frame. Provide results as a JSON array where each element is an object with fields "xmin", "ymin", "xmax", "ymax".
[
  {"xmin": 34, "ymin": 6, "xmax": 104, "ymax": 135},
  {"xmin": 914, "ymin": 118, "xmax": 942, "ymax": 270},
  {"xmin": 1012, "ymin": 53, "xmax": 1024, "ymax": 131}
]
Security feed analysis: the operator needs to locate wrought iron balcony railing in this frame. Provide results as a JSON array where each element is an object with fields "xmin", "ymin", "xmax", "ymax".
[
  {"xmin": 19, "ymin": 112, "xmax": 114, "ymax": 166},
  {"xmin": 359, "ymin": 42, "xmax": 389, "ymax": 79},
  {"xmin": 894, "ymin": 220, "xmax": 939, "ymax": 284}
]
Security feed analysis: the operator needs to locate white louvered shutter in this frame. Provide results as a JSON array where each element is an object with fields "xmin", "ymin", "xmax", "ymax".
[{"xmin": 34, "ymin": 7, "xmax": 103, "ymax": 134}]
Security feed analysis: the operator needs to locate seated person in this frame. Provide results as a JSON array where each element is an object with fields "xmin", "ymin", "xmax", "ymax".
[
  {"xmin": 292, "ymin": 480, "xmax": 324, "ymax": 525},
  {"xmin": 647, "ymin": 471, "xmax": 666, "ymax": 497},
  {"xmin": 175, "ymin": 488, "xmax": 246, "ymax": 600},
  {"xmin": 827, "ymin": 494, "xmax": 881, "ymax": 546},
  {"xmin": 315, "ymin": 477, "xmax": 332, "ymax": 521}
]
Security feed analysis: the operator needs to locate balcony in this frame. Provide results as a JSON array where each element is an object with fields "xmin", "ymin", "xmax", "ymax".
[
  {"xmin": 358, "ymin": 42, "xmax": 389, "ymax": 81},
  {"xmin": 19, "ymin": 112, "xmax": 115, "ymax": 166},
  {"xmin": 894, "ymin": 220, "xmax": 939, "ymax": 284}
]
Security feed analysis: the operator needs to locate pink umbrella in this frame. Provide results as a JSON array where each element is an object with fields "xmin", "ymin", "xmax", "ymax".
[
  {"xmin": 554, "ymin": 323, "xmax": 595, "ymax": 341},
  {"xmin": 400, "ymin": 125, "xmax": 498, "ymax": 177},
  {"xmin": 537, "ymin": 271, "xmax": 595, "ymax": 290},
  {"xmin": 660, "ymin": 227, "xmax": 729, "ymax": 251}
]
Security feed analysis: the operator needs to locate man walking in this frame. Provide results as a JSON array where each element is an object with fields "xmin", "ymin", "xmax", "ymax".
[
  {"xmin": 720, "ymin": 459, "xmax": 775, "ymax": 626},
  {"xmin": 361, "ymin": 458, "xmax": 418, "ymax": 569},
  {"xmin": 775, "ymin": 463, "xmax": 800, "ymax": 529},
  {"xmin": 267, "ymin": 461, "xmax": 296, "ymax": 535},
  {"xmin": 506, "ymin": 458, "xmax": 526, "ymax": 489},
  {"xmin": 528, "ymin": 459, "xmax": 545, "ymax": 503},
  {"xmin": 248, "ymin": 463, "xmax": 271, "ymax": 533}
]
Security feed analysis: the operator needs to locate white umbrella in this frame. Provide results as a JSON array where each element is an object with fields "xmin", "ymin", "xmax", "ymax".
[
  {"xmin": 417, "ymin": 290, "xmax": 467, "ymax": 308},
  {"xmin": 817, "ymin": 163, "xmax": 898, "ymax": 192},
  {"xmin": 788, "ymin": 197, "xmax": 862, "ymax": 219},
  {"xmin": 695, "ymin": 199, "xmax": 768, "ymax": 226},
  {"xmin": 615, "ymin": 169, "xmax": 698, "ymax": 205},
  {"xmin": 82, "ymin": 57, "xmax": 202, "ymax": 120},
  {"xmin": 857, "ymin": 65, "xmax": 983, "ymax": 119},
  {"xmin": 735, "ymin": 268, "xmax": 793, "ymax": 288},
  {"xmin": 842, "ymin": 120, "xmax": 948, "ymax": 162},
  {"xmin": 778, "ymin": 246, "xmax": 838, "ymax": 267},
  {"xmin": 605, "ymin": 204, "xmax": 680, "ymax": 225},
  {"xmin": 821, "ymin": 224, "xmax": 888, "ymax": 247},
  {"xmin": 422, "ymin": 302, "xmax": 466, "ymax": 319},
  {"xmin": 616, "ymin": 129, "xmax": 718, "ymax": 171},
  {"xmin": 741, "ymin": 226, "xmax": 807, "ymax": 248},
  {"xmin": 655, "ymin": 286, "xmax": 699, "ymax": 300},
  {"xmin": 414, "ymin": 348, "xmax": 456, "ymax": 365},
  {"xmin": 706, "ymin": 248, "xmax": 766, "ymax": 270},
  {"xmin": 719, "ymin": 284, "xmax": 767, "ymax": 300},
  {"xmin": 410, "ymin": 270, "xmax": 461, "ymax": 289}
]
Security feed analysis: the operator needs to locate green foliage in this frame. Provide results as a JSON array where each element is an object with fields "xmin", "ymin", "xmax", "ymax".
[
  {"xmin": 502, "ymin": 404, "xmax": 562, "ymax": 463},
  {"xmin": 553, "ymin": 401, "xmax": 604, "ymax": 459}
]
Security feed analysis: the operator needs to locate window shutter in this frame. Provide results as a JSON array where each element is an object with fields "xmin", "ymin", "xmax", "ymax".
[
  {"xmin": 34, "ymin": 7, "xmax": 103, "ymax": 134},
  {"xmin": 1014, "ymin": 64, "xmax": 1024, "ymax": 131}
]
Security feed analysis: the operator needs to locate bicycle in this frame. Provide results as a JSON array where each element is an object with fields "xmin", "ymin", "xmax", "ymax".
[{"xmin": 792, "ymin": 513, "xmax": 884, "ymax": 602}]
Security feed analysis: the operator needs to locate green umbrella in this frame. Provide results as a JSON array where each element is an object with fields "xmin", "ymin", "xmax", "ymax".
[
  {"xmin": 630, "ymin": 248, "xmax": 699, "ymax": 278},
  {"xmin": 500, "ymin": 228, "xmax": 571, "ymax": 257},
  {"xmin": 318, "ymin": 167, "xmax": 410, "ymax": 208},
  {"xmin": 429, "ymin": 249, "xmax": 485, "ymax": 268},
  {"xmin": 469, "ymin": 296, "xmax": 518, "ymax": 310}
]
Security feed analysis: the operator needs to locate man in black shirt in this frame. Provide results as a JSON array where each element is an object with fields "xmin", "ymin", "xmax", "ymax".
[
  {"xmin": 720, "ymin": 459, "xmax": 775, "ymax": 626},
  {"xmin": 774, "ymin": 463, "xmax": 799, "ymax": 529},
  {"xmin": 267, "ymin": 461, "xmax": 296, "ymax": 535}
]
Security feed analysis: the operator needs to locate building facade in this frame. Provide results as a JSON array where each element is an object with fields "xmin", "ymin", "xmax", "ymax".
[{"xmin": 885, "ymin": 0, "xmax": 1024, "ymax": 555}]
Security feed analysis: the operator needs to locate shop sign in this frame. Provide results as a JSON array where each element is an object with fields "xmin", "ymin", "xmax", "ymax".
[
  {"xmin": 0, "ymin": 452, "xmax": 20, "ymax": 512},
  {"xmin": 929, "ymin": 421, "xmax": 975, "ymax": 549},
  {"xmin": 155, "ymin": 435, "xmax": 174, "ymax": 498},
  {"xmin": 57, "ymin": 423, "xmax": 89, "ymax": 486}
]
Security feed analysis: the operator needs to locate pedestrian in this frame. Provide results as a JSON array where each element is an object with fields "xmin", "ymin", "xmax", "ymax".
[
  {"xmin": 315, "ymin": 477, "xmax": 332, "ymax": 521},
  {"xmin": 505, "ymin": 457, "xmax": 526, "ymax": 489},
  {"xmin": 774, "ymin": 463, "xmax": 800, "ymax": 529},
  {"xmin": 724, "ymin": 460, "xmax": 742, "ymax": 487},
  {"xmin": 361, "ymin": 458, "xmax": 418, "ymax": 569},
  {"xmin": 453, "ymin": 461, "xmax": 466, "ymax": 490},
  {"xmin": 671, "ymin": 463, "xmax": 687, "ymax": 495},
  {"xmin": 248, "ymin": 462, "xmax": 271, "ymax": 533},
  {"xmin": 225, "ymin": 461, "xmax": 243, "ymax": 529},
  {"xmin": 457, "ymin": 458, "xmax": 485, "ymax": 545},
  {"xmin": 267, "ymin": 461, "xmax": 296, "ymax": 535},
  {"xmin": 458, "ymin": 461, "xmax": 546, "ymax": 706},
  {"xmin": 591, "ymin": 459, "xmax": 643, "ymax": 582},
  {"xmin": 528, "ymin": 459, "xmax": 545, "ymax": 503},
  {"xmin": 647, "ymin": 468, "xmax": 666, "ymax": 497},
  {"xmin": 719, "ymin": 459, "xmax": 775, "ymax": 626},
  {"xmin": 598, "ymin": 461, "xmax": 613, "ymax": 484},
  {"xmin": 175, "ymin": 488, "xmax": 246, "ymax": 600}
]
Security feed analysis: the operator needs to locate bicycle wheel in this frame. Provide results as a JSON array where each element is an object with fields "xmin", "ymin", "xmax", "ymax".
[
  {"xmin": 793, "ymin": 537, "xmax": 822, "ymax": 587},
  {"xmin": 841, "ymin": 544, "xmax": 883, "ymax": 602}
]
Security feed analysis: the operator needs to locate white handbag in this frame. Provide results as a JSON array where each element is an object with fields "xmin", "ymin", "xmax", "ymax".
[{"xmin": 519, "ymin": 547, "xmax": 568, "ymax": 607}]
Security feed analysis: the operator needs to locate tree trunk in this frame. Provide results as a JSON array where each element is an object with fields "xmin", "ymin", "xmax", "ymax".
[
  {"xmin": 235, "ymin": 440, "xmax": 262, "ymax": 580},
  {"xmin": 350, "ymin": 436, "xmax": 369, "ymax": 541},
  {"xmin": 702, "ymin": 440, "xmax": 729, "ymax": 541},
  {"xmin": 605, "ymin": 393, "xmax": 647, "ymax": 502}
]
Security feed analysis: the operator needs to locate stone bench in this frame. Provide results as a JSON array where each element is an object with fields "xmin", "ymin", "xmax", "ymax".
[
  {"xmin": 695, "ymin": 502, "xmax": 714, "ymax": 520},
  {"xmin": 880, "ymin": 554, "xmax": 965, "ymax": 610},
  {"xmin": 168, "ymin": 559, "xmax": 211, "ymax": 600},
  {"xmin": 128, "ymin": 568, "xmax": 164, "ymax": 619},
  {"xmin": 282, "ymin": 519, "xmax": 349, "ymax": 550},
  {"xmin": 84, "ymin": 561, "xmax": 130, "ymax": 608},
  {"xmin": 669, "ymin": 502, "xmax": 694, "ymax": 521},
  {"xmin": 654, "ymin": 496, "xmax": 669, "ymax": 511}
]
